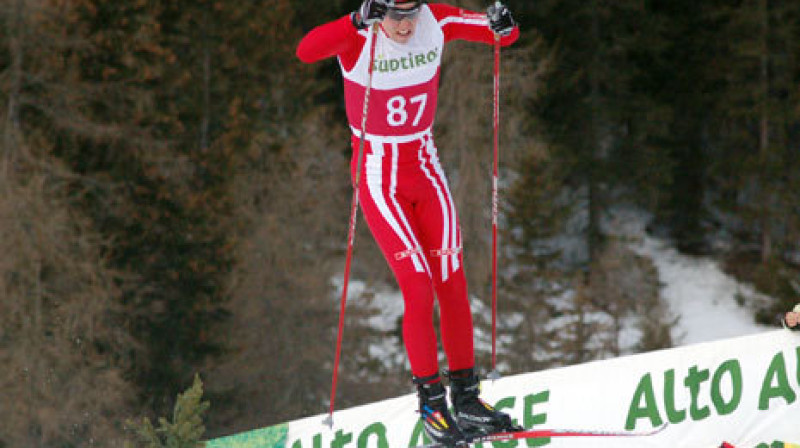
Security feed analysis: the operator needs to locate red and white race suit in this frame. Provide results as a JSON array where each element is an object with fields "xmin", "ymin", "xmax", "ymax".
[{"xmin": 297, "ymin": 3, "xmax": 519, "ymax": 378}]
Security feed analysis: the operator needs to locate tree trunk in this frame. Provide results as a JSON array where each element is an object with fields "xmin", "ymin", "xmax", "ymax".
[
  {"xmin": 758, "ymin": 0, "xmax": 772, "ymax": 263},
  {"xmin": 4, "ymin": 0, "xmax": 25, "ymax": 175},
  {"xmin": 588, "ymin": 0, "xmax": 602, "ymax": 263},
  {"xmin": 201, "ymin": 9, "xmax": 211, "ymax": 151}
]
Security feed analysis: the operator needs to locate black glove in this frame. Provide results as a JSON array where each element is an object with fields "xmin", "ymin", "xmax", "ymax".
[
  {"xmin": 353, "ymin": 0, "xmax": 388, "ymax": 30},
  {"xmin": 487, "ymin": 2, "xmax": 516, "ymax": 37}
]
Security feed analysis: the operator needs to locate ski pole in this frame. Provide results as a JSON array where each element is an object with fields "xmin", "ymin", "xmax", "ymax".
[
  {"xmin": 488, "ymin": 5, "xmax": 501, "ymax": 381},
  {"xmin": 324, "ymin": 22, "xmax": 379, "ymax": 429}
]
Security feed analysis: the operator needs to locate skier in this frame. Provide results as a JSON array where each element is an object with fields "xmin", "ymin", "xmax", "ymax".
[{"xmin": 296, "ymin": 1, "xmax": 520, "ymax": 446}]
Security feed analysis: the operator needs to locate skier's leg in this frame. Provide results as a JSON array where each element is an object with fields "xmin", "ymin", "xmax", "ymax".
[
  {"xmin": 413, "ymin": 139, "xmax": 475, "ymax": 372},
  {"xmin": 354, "ymin": 139, "xmax": 440, "ymax": 378},
  {"xmin": 414, "ymin": 141, "xmax": 519, "ymax": 435},
  {"xmin": 355, "ymin": 139, "xmax": 467, "ymax": 447},
  {"xmin": 434, "ymin": 267, "xmax": 474, "ymax": 371}
]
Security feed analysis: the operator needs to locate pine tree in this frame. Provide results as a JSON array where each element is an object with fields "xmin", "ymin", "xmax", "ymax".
[
  {"xmin": 0, "ymin": 169, "xmax": 134, "ymax": 447},
  {"xmin": 201, "ymin": 0, "xmax": 382, "ymax": 433},
  {"xmin": 0, "ymin": 0, "xmax": 138, "ymax": 445},
  {"xmin": 522, "ymin": 0, "xmax": 677, "ymax": 261},
  {"xmin": 51, "ymin": 0, "xmax": 243, "ymax": 410},
  {"xmin": 125, "ymin": 375, "xmax": 209, "ymax": 448},
  {"xmin": 709, "ymin": 0, "xmax": 800, "ymax": 263},
  {"xmin": 705, "ymin": 0, "xmax": 800, "ymax": 321}
]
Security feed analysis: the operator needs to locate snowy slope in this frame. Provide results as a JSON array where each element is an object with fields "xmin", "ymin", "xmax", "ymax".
[
  {"xmin": 633, "ymin": 234, "xmax": 771, "ymax": 345},
  {"xmin": 604, "ymin": 207, "xmax": 773, "ymax": 346}
]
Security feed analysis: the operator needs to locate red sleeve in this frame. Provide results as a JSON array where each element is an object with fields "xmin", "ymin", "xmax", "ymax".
[
  {"xmin": 429, "ymin": 3, "xmax": 519, "ymax": 47},
  {"xmin": 296, "ymin": 15, "xmax": 365, "ymax": 71}
]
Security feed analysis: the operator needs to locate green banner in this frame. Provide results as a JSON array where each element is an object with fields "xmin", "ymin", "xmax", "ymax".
[{"xmin": 206, "ymin": 423, "xmax": 289, "ymax": 448}]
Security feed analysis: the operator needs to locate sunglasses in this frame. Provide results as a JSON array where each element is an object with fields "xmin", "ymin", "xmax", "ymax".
[{"xmin": 386, "ymin": 4, "xmax": 422, "ymax": 21}]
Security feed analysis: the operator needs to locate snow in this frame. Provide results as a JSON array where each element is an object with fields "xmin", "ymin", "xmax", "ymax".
[
  {"xmin": 632, "ymin": 234, "xmax": 771, "ymax": 345},
  {"xmin": 605, "ymin": 206, "xmax": 773, "ymax": 346}
]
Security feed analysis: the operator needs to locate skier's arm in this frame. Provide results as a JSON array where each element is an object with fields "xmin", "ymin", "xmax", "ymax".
[
  {"xmin": 296, "ymin": 15, "xmax": 364, "ymax": 69},
  {"xmin": 430, "ymin": 3, "xmax": 519, "ymax": 47}
]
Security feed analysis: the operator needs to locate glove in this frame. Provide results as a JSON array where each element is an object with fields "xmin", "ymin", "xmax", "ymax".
[
  {"xmin": 487, "ymin": 2, "xmax": 516, "ymax": 37},
  {"xmin": 353, "ymin": 0, "xmax": 388, "ymax": 30}
]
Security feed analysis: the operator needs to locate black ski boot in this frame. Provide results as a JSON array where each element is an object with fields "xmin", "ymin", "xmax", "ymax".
[
  {"xmin": 414, "ymin": 374, "xmax": 468, "ymax": 448},
  {"xmin": 448, "ymin": 369, "xmax": 522, "ymax": 436}
]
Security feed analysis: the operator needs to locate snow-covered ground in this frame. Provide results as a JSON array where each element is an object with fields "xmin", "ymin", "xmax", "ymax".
[
  {"xmin": 633, "ymin": 235, "xmax": 771, "ymax": 345},
  {"xmin": 604, "ymin": 207, "xmax": 773, "ymax": 346}
]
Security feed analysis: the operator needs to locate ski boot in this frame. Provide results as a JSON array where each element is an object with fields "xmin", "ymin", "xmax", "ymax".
[
  {"xmin": 448, "ymin": 369, "xmax": 523, "ymax": 437},
  {"xmin": 414, "ymin": 373, "xmax": 468, "ymax": 448}
]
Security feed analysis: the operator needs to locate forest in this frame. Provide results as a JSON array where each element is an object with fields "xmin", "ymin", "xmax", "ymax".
[{"xmin": 1, "ymin": 0, "xmax": 799, "ymax": 446}]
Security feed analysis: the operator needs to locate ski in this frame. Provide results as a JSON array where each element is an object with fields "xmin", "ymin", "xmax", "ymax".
[{"xmin": 417, "ymin": 423, "xmax": 668, "ymax": 448}]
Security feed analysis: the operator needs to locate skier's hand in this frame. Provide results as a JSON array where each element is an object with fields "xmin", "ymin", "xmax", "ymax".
[
  {"xmin": 354, "ymin": 0, "xmax": 388, "ymax": 29},
  {"xmin": 487, "ymin": 2, "xmax": 516, "ymax": 37}
]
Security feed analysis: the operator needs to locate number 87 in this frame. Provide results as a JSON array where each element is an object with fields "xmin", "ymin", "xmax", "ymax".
[{"xmin": 387, "ymin": 93, "xmax": 428, "ymax": 127}]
